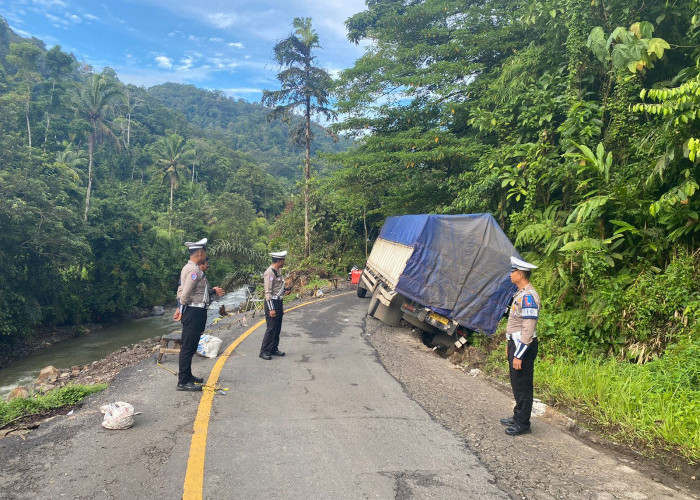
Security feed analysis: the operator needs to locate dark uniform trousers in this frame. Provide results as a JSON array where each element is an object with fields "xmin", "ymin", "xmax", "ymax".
[
  {"xmin": 508, "ymin": 338, "xmax": 538, "ymax": 427},
  {"xmin": 179, "ymin": 306, "xmax": 207, "ymax": 385},
  {"xmin": 260, "ymin": 299, "xmax": 284, "ymax": 355}
]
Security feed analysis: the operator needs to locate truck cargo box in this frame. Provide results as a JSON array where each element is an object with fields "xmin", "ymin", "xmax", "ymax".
[{"xmin": 364, "ymin": 214, "xmax": 519, "ymax": 335}]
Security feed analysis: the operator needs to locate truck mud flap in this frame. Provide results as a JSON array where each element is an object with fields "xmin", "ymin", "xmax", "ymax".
[
  {"xmin": 367, "ymin": 287, "xmax": 403, "ymax": 326},
  {"xmin": 368, "ymin": 292, "xmax": 380, "ymax": 316}
]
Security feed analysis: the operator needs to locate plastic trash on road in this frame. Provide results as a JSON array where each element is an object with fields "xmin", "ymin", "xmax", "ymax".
[
  {"xmin": 197, "ymin": 334, "xmax": 222, "ymax": 358},
  {"xmin": 100, "ymin": 402, "xmax": 136, "ymax": 430}
]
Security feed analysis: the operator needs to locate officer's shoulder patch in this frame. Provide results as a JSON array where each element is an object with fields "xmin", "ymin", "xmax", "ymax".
[
  {"xmin": 190, "ymin": 272, "xmax": 198, "ymax": 281},
  {"xmin": 523, "ymin": 294, "xmax": 537, "ymax": 308}
]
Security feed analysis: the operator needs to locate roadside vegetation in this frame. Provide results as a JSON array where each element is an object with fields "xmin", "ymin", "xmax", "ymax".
[
  {"xmin": 0, "ymin": 384, "xmax": 107, "ymax": 429},
  {"xmin": 269, "ymin": 1, "xmax": 700, "ymax": 464}
]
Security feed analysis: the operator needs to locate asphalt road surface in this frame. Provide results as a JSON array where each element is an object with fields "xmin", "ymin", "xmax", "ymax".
[
  {"xmin": 0, "ymin": 292, "xmax": 505, "ymax": 499},
  {"xmin": 0, "ymin": 291, "xmax": 696, "ymax": 499}
]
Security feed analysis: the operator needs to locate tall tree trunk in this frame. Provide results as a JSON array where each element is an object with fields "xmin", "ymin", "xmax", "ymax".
[
  {"xmin": 363, "ymin": 206, "xmax": 368, "ymax": 259},
  {"xmin": 24, "ymin": 81, "xmax": 32, "ymax": 157},
  {"xmin": 126, "ymin": 112, "xmax": 131, "ymax": 149},
  {"xmin": 304, "ymin": 98, "xmax": 311, "ymax": 259},
  {"xmin": 43, "ymin": 81, "xmax": 56, "ymax": 152},
  {"xmin": 43, "ymin": 112, "xmax": 50, "ymax": 152},
  {"xmin": 84, "ymin": 131, "xmax": 94, "ymax": 221},
  {"xmin": 169, "ymin": 181, "xmax": 174, "ymax": 237}
]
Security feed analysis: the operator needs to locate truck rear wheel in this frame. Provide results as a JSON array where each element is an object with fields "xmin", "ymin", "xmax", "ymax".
[
  {"xmin": 357, "ymin": 286, "xmax": 368, "ymax": 298},
  {"xmin": 368, "ymin": 294, "xmax": 380, "ymax": 317}
]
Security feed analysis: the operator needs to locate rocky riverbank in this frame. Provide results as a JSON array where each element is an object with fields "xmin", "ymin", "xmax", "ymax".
[
  {"xmin": 5, "ymin": 337, "xmax": 161, "ymax": 401},
  {"xmin": 0, "ymin": 305, "xmax": 169, "ymax": 370}
]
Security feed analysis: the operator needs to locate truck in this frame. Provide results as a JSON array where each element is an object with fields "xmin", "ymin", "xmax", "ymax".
[{"xmin": 357, "ymin": 214, "xmax": 520, "ymax": 345}]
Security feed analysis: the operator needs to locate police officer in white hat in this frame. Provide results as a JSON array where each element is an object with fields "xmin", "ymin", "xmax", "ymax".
[
  {"xmin": 259, "ymin": 250, "xmax": 289, "ymax": 360},
  {"xmin": 501, "ymin": 256, "xmax": 541, "ymax": 435},
  {"xmin": 175, "ymin": 238, "xmax": 224, "ymax": 391}
]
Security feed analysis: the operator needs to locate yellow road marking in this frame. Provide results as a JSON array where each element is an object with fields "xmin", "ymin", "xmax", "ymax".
[{"xmin": 183, "ymin": 291, "xmax": 353, "ymax": 499}]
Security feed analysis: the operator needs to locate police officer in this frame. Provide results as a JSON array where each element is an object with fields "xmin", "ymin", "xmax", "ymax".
[
  {"xmin": 172, "ymin": 257, "xmax": 216, "ymax": 322},
  {"xmin": 259, "ymin": 250, "xmax": 289, "ymax": 360},
  {"xmin": 501, "ymin": 256, "xmax": 541, "ymax": 435},
  {"xmin": 176, "ymin": 238, "xmax": 224, "ymax": 391}
]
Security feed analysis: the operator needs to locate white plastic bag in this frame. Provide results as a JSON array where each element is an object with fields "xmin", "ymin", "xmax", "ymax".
[
  {"xmin": 196, "ymin": 334, "xmax": 222, "ymax": 358},
  {"xmin": 100, "ymin": 401, "xmax": 135, "ymax": 430}
]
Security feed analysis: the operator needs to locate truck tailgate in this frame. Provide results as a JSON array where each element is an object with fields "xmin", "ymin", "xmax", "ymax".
[{"xmin": 365, "ymin": 238, "xmax": 414, "ymax": 289}]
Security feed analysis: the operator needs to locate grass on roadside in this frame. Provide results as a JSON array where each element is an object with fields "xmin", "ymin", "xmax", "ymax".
[
  {"xmin": 484, "ymin": 339, "xmax": 699, "ymax": 464},
  {"xmin": 0, "ymin": 384, "xmax": 107, "ymax": 428}
]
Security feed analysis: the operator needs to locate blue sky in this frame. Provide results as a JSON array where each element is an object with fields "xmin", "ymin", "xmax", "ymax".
[{"xmin": 0, "ymin": 0, "xmax": 368, "ymax": 102}]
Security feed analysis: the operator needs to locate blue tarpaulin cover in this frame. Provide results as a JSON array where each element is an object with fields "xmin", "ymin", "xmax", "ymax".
[{"xmin": 378, "ymin": 214, "xmax": 520, "ymax": 335}]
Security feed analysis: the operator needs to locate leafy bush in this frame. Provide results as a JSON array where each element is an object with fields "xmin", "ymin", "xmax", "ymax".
[
  {"xmin": 620, "ymin": 251, "xmax": 699, "ymax": 360},
  {"xmin": 0, "ymin": 384, "xmax": 107, "ymax": 428}
]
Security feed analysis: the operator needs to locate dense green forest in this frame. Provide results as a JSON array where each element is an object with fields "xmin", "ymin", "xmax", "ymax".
[
  {"xmin": 270, "ymin": 1, "xmax": 699, "ymax": 461},
  {"xmin": 0, "ymin": 16, "xmax": 346, "ymax": 339}
]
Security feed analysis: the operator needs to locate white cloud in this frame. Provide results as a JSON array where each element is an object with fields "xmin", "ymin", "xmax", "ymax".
[
  {"xmin": 13, "ymin": 28, "xmax": 34, "ymax": 38},
  {"xmin": 31, "ymin": 0, "xmax": 67, "ymax": 8},
  {"xmin": 114, "ymin": 65, "xmax": 217, "ymax": 87},
  {"xmin": 83, "ymin": 13, "xmax": 99, "ymax": 21},
  {"xmin": 229, "ymin": 42, "xmax": 244, "ymax": 49},
  {"xmin": 206, "ymin": 12, "xmax": 241, "ymax": 29},
  {"xmin": 45, "ymin": 13, "xmax": 70, "ymax": 27},
  {"xmin": 68, "ymin": 14, "xmax": 82, "ymax": 23},
  {"xmin": 221, "ymin": 87, "xmax": 263, "ymax": 98},
  {"xmin": 155, "ymin": 55, "xmax": 173, "ymax": 68},
  {"xmin": 208, "ymin": 56, "xmax": 239, "ymax": 70},
  {"xmin": 177, "ymin": 56, "xmax": 195, "ymax": 71},
  {"xmin": 209, "ymin": 37, "xmax": 224, "ymax": 42}
]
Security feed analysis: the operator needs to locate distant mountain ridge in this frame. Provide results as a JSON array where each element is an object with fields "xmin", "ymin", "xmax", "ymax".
[{"xmin": 147, "ymin": 83, "xmax": 351, "ymax": 181}]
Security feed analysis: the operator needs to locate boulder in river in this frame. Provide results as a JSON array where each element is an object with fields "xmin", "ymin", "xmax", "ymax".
[
  {"xmin": 151, "ymin": 306, "xmax": 165, "ymax": 316},
  {"xmin": 7, "ymin": 386, "xmax": 29, "ymax": 401},
  {"xmin": 35, "ymin": 366, "xmax": 60, "ymax": 385},
  {"xmin": 36, "ymin": 383, "xmax": 54, "ymax": 394}
]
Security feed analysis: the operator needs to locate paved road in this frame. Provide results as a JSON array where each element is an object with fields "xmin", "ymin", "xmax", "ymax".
[
  {"xmin": 2, "ymin": 291, "xmax": 696, "ymax": 499},
  {"xmin": 201, "ymin": 294, "xmax": 505, "ymax": 499},
  {"xmin": 0, "ymin": 292, "xmax": 507, "ymax": 499}
]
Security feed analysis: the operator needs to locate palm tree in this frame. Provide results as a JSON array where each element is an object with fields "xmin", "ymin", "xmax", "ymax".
[
  {"xmin": 262, "ymin": 17, "xmax": 336, "ymax": 259},
  {"xmin": 71, "ymin": 73, "xmax": 124, "ymax": 221},
  {"xmin": 153, "ymin": 133, "xmax": 196, "ymax": 235},
  {"xmin": 55, "ymin": 140, "xmax": 84, "ymax": 183}
]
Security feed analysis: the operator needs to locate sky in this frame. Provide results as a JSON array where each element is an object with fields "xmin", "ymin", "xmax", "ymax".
[{"xmin": 0, "ymin": 0, "xmax": 369, "ymax": 102}]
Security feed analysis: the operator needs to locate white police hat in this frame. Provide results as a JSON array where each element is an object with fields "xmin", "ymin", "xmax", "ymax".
[
  {"xmin": 510, "ymin": 256, "xmax": 538, "ymax": 271},
  {"xmin": 185, "ymin": 238, "xmax": 208, "ymax": 250},
  {"xmin": 270, "ymin": 250, "xmax": 287, "ymax": 259}
]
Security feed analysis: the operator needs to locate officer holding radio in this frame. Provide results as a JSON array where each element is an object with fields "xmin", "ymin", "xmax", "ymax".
[
  {"xmin": 259, "ymin": 250, "xmax": 290, "ymax": 360},
  {"xmin": 176, "ymin": 238, "xmax": 224, "ymax": 391}
]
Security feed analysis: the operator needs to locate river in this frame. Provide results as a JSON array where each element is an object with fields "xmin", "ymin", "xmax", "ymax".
[{"xmin": 0, "ymin": 288, "xmax": 248, "ymax": 398}]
